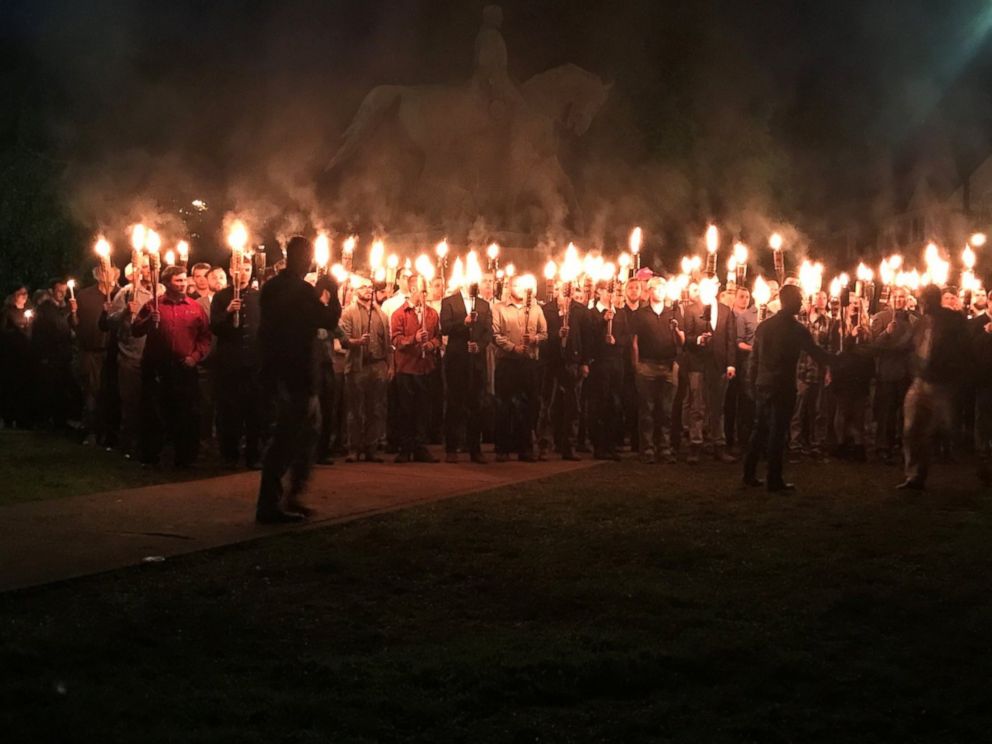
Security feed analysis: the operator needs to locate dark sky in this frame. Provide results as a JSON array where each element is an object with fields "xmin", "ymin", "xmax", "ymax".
[{"xmin": 3, "ymin": 0, "xmax": 992, "ymax": 253}]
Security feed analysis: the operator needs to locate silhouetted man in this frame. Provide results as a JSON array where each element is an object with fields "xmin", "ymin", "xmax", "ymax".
[
  {"xmin": 256, "ymin": 236, "xmax": 340, "ymax": 523},
  {"xmin": 743, "ymin": 284, "xmax": 832, "ymax": 492}
]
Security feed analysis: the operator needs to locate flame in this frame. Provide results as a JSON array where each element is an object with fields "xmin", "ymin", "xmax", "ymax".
[
  {"xmin": 330, "ymin": 263, "xmax": 348, "ymax": 283},
  {"xmin": 769, "ymin": 232, "xmax": 783, "ymax": 251},
  {"xmin": 971, "ymin": 232, "xmax": 987, "ymax": 248},
  {"xmin": 314, "ymin": 233, "xmax": 330, "ymax": 268},
  {"xmin": 829, "ymin": 277, "xmax": 842, "ymax": 298},
  {"xmin": 95, "ymin": 237, "xmax": 111, "ymax": 259},
  {"xmin": 387, "ymin": 254, "xmax": 399, "ymax": 270},
  {"xmin": 486, "ymin": 243, "xmax": 500, "ymax": 260},
  {"xmin": 164, "ymin": 249, "xmax": 176, "ymax": 266},
  {"xmin": 629, "ymin": 226, "xmax": 642, "ymax": 254},
  {"xmin": 680, "ymin": 256, "xmax": 693, "ymax": 275},
  {"xmin": 752, "ymin": 275, "xmax": 771, "ymax": 306},
  {"xmin": 599, "ymin": 262, "xmax": 616, "ymax": 282},
  {"xmin": 226, "ymin": 220, "xmax": 248, "ymax": 252},
  {"xmin": 414, "ymin": 254, "xmax": 435, "ymax": 282},
  {"xmin": 727, "ymin": 255, "xmax": 738, "ymax": 272},
  {"xmin": 963, "ymin": 245, "xmax": 976, "ymax": 270},
  {"xmin": 449, "ymin": 257, "xmax": 465, "ymax": 290},
  {"xmin": 962, "ymin": 271, "xmax": 979, "ymax": 292},
  {"xmin": 176, "ymin": 240, "xmax": 189, "ymax": 260},
  {"xmin": 617, "ymin": 252, "xmax": 631, "ymax": 270},
  {"xmin": 733, "ymin": 241, "xmax": 748, "ymax": 264},
  {"xmin": 130, "ymin": 224, "xmax": 146, "ymax": 250},
  {"xmin": 690, "ymin": 255, "xmax": 702, "ymax": 272},
  {"xmin": 561, "ymin": 243, "xmax": 582, "ymax": 282},
  {"xmin": 924, "ymin": 241, "xmax": 940, "ymax": 266},
  {"xmin": 898, "ymin": 269, "xmax": 921, "ymax": 290},
  {"xmin": 544, "ymin": 260, "xmax": 558, "ymax": 280},
  {"xmin": 465, "ymin": 251, "xmax": 483, "ymax": 285},
  {"xmin": 856, "ymin": 262, "xmax": 873, "ymax": 283},
  {"xmin": 889, "ymin": 254, "xmax": 904, "ymax": 271},
  {"xmin": 798, "ymin": 260, "xmax": 823, "ymax": 297},
  {"xmin": 665, "ymin": 279, "xmax": 681, "ymax": 303},
  {"xmin": 369, "ymin": 239, "xmax": 385, "ymax": 269},
  {"xmin": 699, "ymin": 276, "xmax": 719, "ymax": 305},
  {"xmin": 435, "ymin": 239, "xmax": 449, "ymax": 259},
  {"xmin": 705, "ymin": 224, "xmax": 719, "ymax": 254},
  {"xmin": 518, "ymin": 274, "xmax": 537, "ymax": 293},
  {"xmin": 67, "ymin": 279, "xmax": 76, "ymax": 290},
  {"xmin": 145, "ymin": 229, "xmax": 161, "ymax": 253},
  {"xmin": 373, "ymin": 266, "xmax": 386, "ymax": 283},
  {"xmin": 342, "ymin": 236, "xmax": 357, "ymax": 255}
]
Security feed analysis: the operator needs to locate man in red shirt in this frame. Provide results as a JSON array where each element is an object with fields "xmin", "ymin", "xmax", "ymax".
[
  {"xmin": 132, "ymin": 265, "xmax": 213, "ymax": 467},
  {"xmin": 390, "ymin": 275, "xmax": 442, "ymax": 463}
]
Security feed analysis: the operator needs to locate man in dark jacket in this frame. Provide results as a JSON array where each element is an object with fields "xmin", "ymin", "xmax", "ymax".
[
  {"xmin": 210, "ymin": 258, "xmax": 262, "ymax": 469},
  {"xmin": 537, "ymin": 283, "xmax": 592, "ymax": 460},
  {"xmin": 255, "ymin": 236, "xmax": 340, "ymax": 523},
  {"xmin": 588, "ymin": 281, "xmax": 630, "ymax": 460},
  {"xmin": 682, "ymin": 281, "xmax": 738, "ymax": 463},
  {"xmin": 898, "ymin": 285, "xmax": 972, "ymax": 490},
  {"xmin": 440, "ymin": 282, "xmax": 493, "ymax": 463},
  {"xmin": 743, "ymin": 285, "xmax": 833, "ymax": 492},
  {"xmin": 869, "ymin": 287, "xmax": 915, "ymax": 463}
]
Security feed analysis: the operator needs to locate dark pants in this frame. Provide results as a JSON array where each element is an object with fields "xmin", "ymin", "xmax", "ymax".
[
  {"xmin": 256, "ymin": 383, "xmax": 319, "ymax": 516},
  {"xmin": 744, "ymin": 385, "xmax": 797, "ymax": 487},
  {"xmin": 495, "ymin": 357, "xmax": 539, "ymax": 456},
  {"xmin": 875, "ymin": 378, "xmax": 909, "ymax": 454},
  {"xmin": 590, "ymin": 357, "xmax": 624, "ymax": 455},
  {"xmin": 975, "ymin": 386, "xmax": 992, "ymax": 458},
  {"xmin": 397, "ymin": 372, "xmax": 432, "ymax": 454},
  {"xmin": 215, "ymin": 366, "xmax": 263, "ymax": 465},
  {"xmin": 621, "ymin": 360, "xmax": 639, "ymax": 450},
  {"xmin": 427, "ymin": 366, "xmax": 444, "ymax": 444},
  {"xmin": 635, "ymin": 362, "xmax": 677, "ymax": 458},
  {"xmin": 903, "ymin": 379, "xmax": 953, "ymax": 485},
  {"xmin": 139, "ymin": 360, "xmax": 199, "ymax": 466},
  {"xmin": 537, "ymin": 363, "xmax": 582, "ymax": 455},
  {"xmin": 444, "ymin": 354, "xmax": 485, "ymax": 454},
  {"xmin": 316, "ymin": 362, "xmax": 336, "ymax": 460}
]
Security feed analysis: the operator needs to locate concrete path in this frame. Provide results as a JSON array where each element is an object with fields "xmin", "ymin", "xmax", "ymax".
[{"xmin": 0, "ymin": 454, "xmax": 598, "ymax": 592}]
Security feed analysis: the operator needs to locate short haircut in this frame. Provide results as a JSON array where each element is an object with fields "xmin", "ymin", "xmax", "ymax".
[
  {"xmin": 161, "ymin": 265, "xmax": 186, "ymax": 283},
  {"xmin": 191, "ymin": 262, "xmax": 211, "ymax": 274}
]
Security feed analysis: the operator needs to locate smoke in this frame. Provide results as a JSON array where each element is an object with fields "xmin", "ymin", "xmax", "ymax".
[{"xmin": 9, "ymin": 0, "xmax": 992, "ymax": 270}]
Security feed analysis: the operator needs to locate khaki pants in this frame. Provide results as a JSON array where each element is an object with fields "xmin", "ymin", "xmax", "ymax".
[{"xmin": 346, "ymin": 361, "xmax": 389, "ymax": 453}]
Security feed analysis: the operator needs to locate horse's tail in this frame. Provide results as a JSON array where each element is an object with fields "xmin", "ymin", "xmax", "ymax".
[{"xmin": 325, "ymin": 86, "xmax": 402, "ymax": 173}]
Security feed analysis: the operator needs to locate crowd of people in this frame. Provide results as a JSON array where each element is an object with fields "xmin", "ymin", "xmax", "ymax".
[{"xmin": 2, "ymin": 236, "xmax": 989, "ymax": 521}]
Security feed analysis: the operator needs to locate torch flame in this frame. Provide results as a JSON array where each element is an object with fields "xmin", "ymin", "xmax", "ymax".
[
  {"xmin": 164, "ymin": 250, "xmax": 176, "ymax": 267},
  {"xmin": 314, "ymin": 233, "xmax": 331, "ymax": 268},
  {"xmin": 680, "ymin": 256, "xmax": 693, "ymax": 275},
  {"xmin": 387, "ymin": 254, "xmax": 399, "ymax": 270},
  {"xmin": 226, "ymin": 220, "xmax": 248, "ymax": 252},
  {"xmin": 544, "ymin": 260, "xmax": 558, "ymax": 280},
  {"xmin": 617, "ymin": 252, "xmax": 631, "ymax": 271},
  {"xmin": 449, "ymin": 257, "xmax": 465, "ymax": 290},
  {"xmin": 753, "ymin": 275, "xmax": 771, "ymax": 306},
  {"xmin": 699, "ymin": 276, "xmax": 719, "ymax": 305},
  {"xmin": 414, "ymin": 254, "xmax": 435, "ymax": 282},
  {"xmin": 798, "ymin": 260, "xmax": 823, "ymax": 297},
  {"xmin": 769, "ymin": 232, "xmax": 783, "ymax": 251},
  {"xmin": 435, "ymin": 239, "xmax": 449, "ymax": 259},
  {"xmin": 829, "ymin": 276, "xmax": 842, "ymax": 298},
  {"xmin": 342, "ymin": 236, "xmax": 356, "ymax": 256},
  {"xmin": 369, "ymin": 239, "xmax": 385, "ymax": 270},
  {"xmin": 971, "ymin": 232, "xmax": 987, "ymax": 248},
  {"xmin": 629, "ymin": 226, "xmax": 642, "ymax": 255},
  {"xmin": 599, "ymin": 262, "xmax": 616, "ymax": 282},
  {"xmin": 856, "ymin": 262, "xmax": 873, "ymax": 283},
  {"xmin": 176, "ymin": 240, "xmax": 189, "ymax": 260},
  {"xmin": 130, "ymin": 224, "xmax": 146, "ymax": 250},
  {"xmin": 145, "ymin": 229, "xmax": 161, "ymax": 253},
  {"xmin": 705, "ymin": 224, "xmax": 719, "ymax": 254},
  {"xmin": 505, "ymin": 263, "xmax": 516, "ymax": 278},
  {"xmin": 465, "ymin": 251, "xmax": 483, "ymax": 285},
  {"xmin": 733, "ymin": 241, "xmax": 748, "ymax": 264},
  {"xmin": 95, "ymin": 237, "xmax": 111, "ymax": 258},
  {"xmin": 963, "ymin": 245, "xmax": 976, "ymax": 270},
  {"xmin": 486, "ymin": 243, "xmax": 500, "ymax": 260}
]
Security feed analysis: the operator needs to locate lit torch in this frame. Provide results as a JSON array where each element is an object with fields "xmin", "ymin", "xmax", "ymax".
[
  {"xmin": 753, "ymin": 275, "xmax": 771, "ymax": 321},
  {"xmin": 629, "ymin": 226, "xmax": 642, "ymax": 271},
  {"xmin": 95, "ymin": 236, "xmax": 113, "ymax": 293},
  {"xmin": 487, "ymin": 242, "xmax": 500, "ymax": 272},
  {"xmin": 769, "ymin": 232, "xmax": 784, "ymax": 284},
  {"xmin": 129, "ymin": 224, "xmax": 146, "ymax": 293},
  {"xmin": 176, "ymin": 240, "xmax": 190, "ymax": 270},
  {"xmin": 544, "ymin": 260, "xmax": 558, "ymax": 301},
  {"xmin": 386, "ymin": 253, "xmax": 399, "ymax": 289},
  {"xmin": 314, "ymin": 233, "xmax": 331, "ymax": 278},
  {"xmin": 145, "ymin": 229, "xmax": 162, "ymax": 327},
  {"xmin": 227, "ymin": 220, "xmax": 248, "ymax": 329},
  {"xmin": 705, "ymin": 224, "xmax": 719, "ymax": 277},
  {"xmin": 342, "ymin": 235, "xmax": 356, "ymax": 272},
  {"xmin": 733, "ymin": 241, "xmax": 748, "ymax": 286}
]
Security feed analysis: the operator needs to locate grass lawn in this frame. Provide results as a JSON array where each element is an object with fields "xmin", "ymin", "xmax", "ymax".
[
  {"xmin": 0, "ymin": 430, "xmax": 227, "ymax": 506},
  {"xmin": 1, "ymin": 458, "xmax": 990, "ymax": 742}
]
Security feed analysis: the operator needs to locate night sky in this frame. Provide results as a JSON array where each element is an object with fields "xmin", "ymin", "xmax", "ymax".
[{"xmin": 3, "ymin": 0, "xmax": 992, "ymax": 257}]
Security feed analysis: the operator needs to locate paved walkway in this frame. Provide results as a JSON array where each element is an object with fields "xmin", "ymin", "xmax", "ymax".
[{"xmin": 0, "ymin": 455, "xmax": 598, "ymax": 592}]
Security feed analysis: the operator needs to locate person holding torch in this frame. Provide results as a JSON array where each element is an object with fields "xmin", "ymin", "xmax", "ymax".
[{"xmin": 390, "ymin": 269, "xmax": 442, "ymax": 463}]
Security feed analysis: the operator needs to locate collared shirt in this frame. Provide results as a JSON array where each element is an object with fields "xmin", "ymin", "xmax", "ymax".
[
  {"xmin": 380, "ymin": 291, "xmax": 408, "ymax": 320},
  {"xmin": 391, "ymin": 301, "xmax": 441, "ymax": 375},
  {"xmin": 108, "ymin": 282, "xmax": 166, "ymax": 363},
  {"xmin": 735, "ymin": 304, "xmax": 758, "ymax": 346},
  {"xmin": 132, "ymin": 293, "xmax": 213, "ymax": 366},
  {"xmin": 340, "ymin": 300, "xmax": 391, "ymax": 373},
  {"xmin": 493, "ymin": 299, "xmax": 548, "ymax": 360}
]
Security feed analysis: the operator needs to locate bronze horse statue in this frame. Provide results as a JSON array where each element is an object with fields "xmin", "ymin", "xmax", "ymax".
[{"xmin": 324, "ymin": 64, "xmax": 610, "ymax": 232}]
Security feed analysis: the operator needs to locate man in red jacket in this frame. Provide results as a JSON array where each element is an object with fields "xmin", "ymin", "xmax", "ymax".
[
  {"xmin": 390, "ymin": 275, "xmax": 442, "ymax": 463},
  {"xmin": 132, "ymin": 265, "xmax": 213, "ymax": 467}
]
